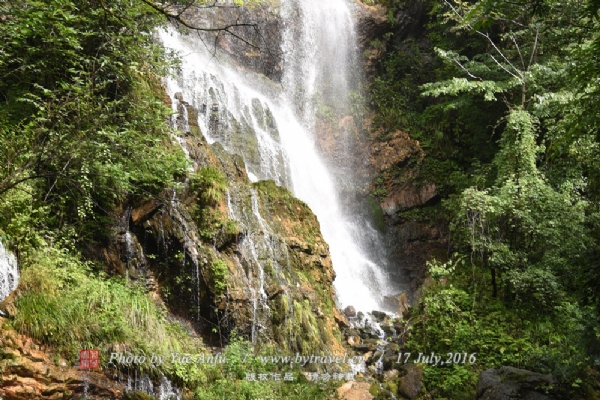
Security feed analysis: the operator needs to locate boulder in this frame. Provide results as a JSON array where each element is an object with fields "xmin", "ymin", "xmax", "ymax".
[
  {"xmin": 344, "ymin": 305, "xmax": 357, "ymax": 318},
  {"xmin": 337, "ymin": 381, "xmax": 374, "ymax": 400},
  {"xmin": 347, "ymin": 335, "xmax": 361, "ymax": 346},
  {"xmin": 397, "ymin": 364, "xmax": 423, "ymax": 399},
  {"xmin": 371, "ymin": 310, "xmax": 387, "ymax": 321},
  {"xmin": 0, "ymin": 290, "xmax": 17, "ymax": 317},
  {"xmin": 334, "ymin": 307, "xmax": 351, "ymax": 328},
  {"xmin": 476, "ymin": 367, "xmax": 556, "ymax": 400},
  {"xmin": 383, "ymin": 369, "xmax": 400, "ymax": 381},
  {"xmin": 383, "ymin": 292, "xmax": 410, "ymax": 315}
]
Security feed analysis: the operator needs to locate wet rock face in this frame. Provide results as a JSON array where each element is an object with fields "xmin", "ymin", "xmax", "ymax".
[
  {"xmin": 391, "ymin": 0, "xmax": 428, "ymax": 42},
  {"xmin": 380, "ymin": 181, "xmax": 436, "ymax": 216},
  {"xmin": 369, "ymin": 130, "xmax": 438, "ymax": 217},
  {"xmin": 0, "ymin": 326, "xmax": 125, "ymax": 399},
  {"xmin": 390, "ymin": 220, "xmax": 446, "ymax": 296},
  {"xmin": 382, "ymin": 292, "xmax": 409, "ymax": 316},
  {"xmin": 351, "ymin": 1, "xmax": 391, "ymax": 79},
  {"xmin": 352, "ymin": 1, "xmax": 390, "ymax": 48},
  {"xmin": 175, "ymin": 3, "xmax": 284, "ymax": 81},
  {"xmin": 370, "ymin": 130, "xmax": 422, "ymax": 173},
  {"xmin": 365, "ymin": 128, "xmax": 447, "ymax": 297},
  {"xmin": 100, "ymin": 101, "xmax": 341, "ymax": 352}
]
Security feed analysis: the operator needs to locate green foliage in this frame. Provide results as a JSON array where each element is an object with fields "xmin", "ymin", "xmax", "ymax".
[
  {"xmin": 0, "ymin": 0, "xmax": 187, "ymax": 242},
  {"xmin": 210, "ymin": 259, "xmax": 229, "ymax": 297},
  {"xmin": 193, "ymin": 335, "xmax": 335, "ymax": 400},
  {"xmin": 13, "ymin": 242, "xmax": 197, "ymax": 369},
  {"xmin": 169, "ymin": 334, "xmax": 338, "ymax": 400},
  {"xmin": 454, "ymin": 110, "xmax": 587, "ymax": 312},
  {"xmin": 188, "ymin": 167, "xmax": 235, "ymax": 244},
  {"xmin": 372, "ymin": 0, "xmax": 600, "ymax": 395},
  {"xmin": 407, "ymin": 261, "xmax": 589, "ymax": 398},
  {"xmin": 426, "ymin": 255, "xmax": 463, "ymax": 282},
  {"xmin": 191, "ymin": 167, "xmax": 228, "ymax": 206}
]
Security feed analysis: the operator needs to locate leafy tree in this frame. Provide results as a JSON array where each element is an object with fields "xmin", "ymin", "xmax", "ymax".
[
  {"xmin": 373, "ymin": 0, "xmax": 600, "ymax": 393},
  {"xmin": 0, "ymin": 0, "xmax": 271, "ymax": 244},
  {"xmin": 0, "ymin": 0, "xmax": 190, "ymax": 243}
]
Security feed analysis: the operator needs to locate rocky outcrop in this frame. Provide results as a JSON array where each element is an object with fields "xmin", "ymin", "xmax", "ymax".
[
  {"xmin": 380, "ymin": 181, "xmax": 436, "ymax": 215},
  {"xmin": 96, "ymin": 93, "xmax": 342, "ymax": 354},
  {"xmin": 370, "ymin": 130, "xmax": 423, "ymax": 173},
  {"xmin": 390, "ymin": 0, "xmax": 428, "ymax": 42},
  {"xmin": 366, "ymin": 128, "xmax": 446, "ymax": 296},
  {"xmin": 352, "ymin": 1, "xmax": 390, "ymax": 49},
  {"xmin": 476, "ymin": 367, "xmax": 557, "ymax": 400},
  {"xmin": 175, "ymin": 3, "xmax": 283, "ymax": 81},
  {"xmin": 0, "ymin": 325, "xmax": 124, "ymax": 399},
  {"xmin": 369, "ymin": 130, "xmax": 437, "ymax": 216},
  {"xmin": 351, "ymin": 1, "xmax": 391, "ymax": 78}
]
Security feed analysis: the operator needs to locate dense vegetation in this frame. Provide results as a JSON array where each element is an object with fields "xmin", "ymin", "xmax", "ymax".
[
  {"xmin": 3, "ymin": 0, "xmax": 599, "ymax": 398},
  {"xmin": 371, "ymin": 0, "xmax": 600, "ymax": 397},
  {"xmin": 0, "ymin": 0, "xmax": 188, "ymax": 246},
  {"xmin": 0, "ymin": 1, "xmax": 337, "ymax": 399}
]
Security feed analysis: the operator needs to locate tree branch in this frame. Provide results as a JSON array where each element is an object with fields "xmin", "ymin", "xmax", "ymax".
[
  {"xmin": 140, "ymin": 0, "xmax": 258, "ymax": 34},
  {"xmin": 452, "ymin": 57, "xmax": 481, "ymax": 80},
  {"xmin": 442, "ymin": 0, "xmax": 524, "ymax": 80}
]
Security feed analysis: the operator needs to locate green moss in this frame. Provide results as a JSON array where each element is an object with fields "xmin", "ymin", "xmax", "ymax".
[
  {"xmin": 123, "ymin": 392, "xmax": 156, "ymax": 400},
  {"xmin": 369, "ymin": 383, "xmax": 382, "ymax": 396},
  {"xmin": 384, "ymin": 381, "xmax": 398, "ymax": 395},
  {"xmin": 253, "ymin": 180, "xmax": 295, "ymax": 209}
]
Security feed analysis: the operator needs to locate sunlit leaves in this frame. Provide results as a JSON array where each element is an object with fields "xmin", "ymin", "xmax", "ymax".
[
  {"xmin": 0, "ymin": 0, "xmax": 187, "ymax": 241},
  {"xmin": 422, "ymin": 76, "xmax": 520, "ymax": 101}
]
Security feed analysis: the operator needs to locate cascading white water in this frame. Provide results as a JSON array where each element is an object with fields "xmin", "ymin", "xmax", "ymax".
[
  {"xmin": 280, "ymin": 0, "xmax": 358, "ymax": 124},
  {"xmin": 0, "ymin": 241, "xmax": 19, "ymax": 303},
  {"xmin": 126, "ymin": 374, "xmax": 180, "ymax": 400},
  {"xmin": 160, "ymin": 0, "xmax": 392, "ymax": 311}
]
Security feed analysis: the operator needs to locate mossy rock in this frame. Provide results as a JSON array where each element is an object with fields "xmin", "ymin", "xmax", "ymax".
[
  {"xmin": 384, "ymin": 381, "xmax": 398, "ymax": 396},
  {"xmin": 370, "ymin": 382, "xmax": 382, "ymax": 396}
]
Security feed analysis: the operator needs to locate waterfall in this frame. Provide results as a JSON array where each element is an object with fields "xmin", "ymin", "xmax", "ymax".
[
  {"xmin": 0, "ymin": 241, "xmax": 19, "ymax": 303},
  {"xmin": 160, "ymin": 0, "xmax": 392, "ymax": 311}
]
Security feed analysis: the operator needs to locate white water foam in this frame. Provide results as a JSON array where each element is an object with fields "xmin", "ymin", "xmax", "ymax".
[{"xmin": 0, "ymin": 241, "xmax": 18, "ymax": 303}]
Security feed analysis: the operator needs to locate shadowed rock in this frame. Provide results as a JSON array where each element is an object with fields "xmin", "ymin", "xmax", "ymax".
[{"xmin": 476, "ymin": 367, "xmax": 556, "ymax": 400}]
